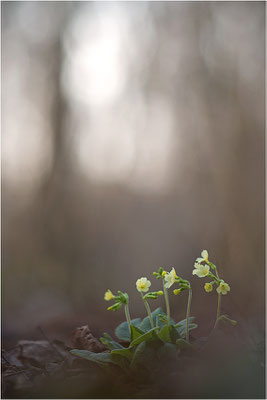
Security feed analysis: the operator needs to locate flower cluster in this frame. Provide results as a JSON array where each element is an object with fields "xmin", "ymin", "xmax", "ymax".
[
  {"xmin": 103, "ymin": 249, "xmax": 234, "ymax": 341},
  {"xmin": 192, "ymin": 250, "xmax": 230, "ymax": 295},
  {"xmin": 153, "ymin": 266, "xmax": 190, "ymax": 293},
  {"xmin": 104, "ymin": 289, "xmax": 129, "ymax": 311}
]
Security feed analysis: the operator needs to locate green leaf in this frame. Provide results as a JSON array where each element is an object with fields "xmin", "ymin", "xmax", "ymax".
[
  {"xmin": 140, "ymin": 316, "xmax": 154, "ymax": 332},
  {"xmin": 157, "ymin": 325, "xmax": 181, "ymax": 344},
  {"xmin": 110, "ymin": 353, "xmax": 130, "ymax": 370},
  {"xmin": 157, "ymin": 325, "xmax": 172, "ymax": 343},
  {"xmin": 131, "ymin": 341, "xmax": 160, "ymax": 371},
  {"xmin": 130, "ymin": 324, "xmax": 145, "ymax": 341},
  {"xmin": 100, "ymin": 333, "xmax": 125, "ymax": 351},
  {"xmin": 130, "ymin": 341, "xmax": 146, "ymax": 369},
  {"xmin": 130, "ymin": 327, "xmax": 158, "ymax": 347},
  {"xmin": 110, "ymin": 347, "xmax": 133, "ymax": 361},
  {"xmin": 175, "ymin": 317, "xmax": 198, "ymax": 338},
  {"xmin": 140, "ymin": 308, "xmax": 173, "ymax": 332},
  {"xmin": 175, "ymin": 316, "xmax": 195, "ymax": 327},
  {"xmin": 70, "ymin": 349, "xmax": 115, "ymax": 365},
  {"xmin": 115, "ymin": 318, "xmax": 142, "ymax": 341}
]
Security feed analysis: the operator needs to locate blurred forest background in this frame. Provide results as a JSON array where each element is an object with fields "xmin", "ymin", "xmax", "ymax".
[{"xmin": 2, "ymin": 1, "xmax": 265, "ymax": 347}]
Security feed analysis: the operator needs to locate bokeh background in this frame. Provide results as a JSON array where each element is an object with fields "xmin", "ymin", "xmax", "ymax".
[{"xmin": 2, "ymin": 1, "xmax": 265, "ymax": 349}]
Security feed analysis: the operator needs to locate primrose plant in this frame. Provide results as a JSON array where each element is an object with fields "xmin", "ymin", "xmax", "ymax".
[
  {"xmin": 153, "ymin": 267, "xmax": 192, "ymax": 341},
  {"xmin": 70, "ymin": 250, "xmax": 236, "ymax": 374},
  {"xmin": 192, "ymin": 250, "xmax": 236, "ymax": 327}
]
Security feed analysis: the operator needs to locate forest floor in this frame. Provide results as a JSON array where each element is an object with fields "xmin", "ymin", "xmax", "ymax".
[{"xmin": 2, "ymin": 321, "xmax": 265, "ymax": 399}]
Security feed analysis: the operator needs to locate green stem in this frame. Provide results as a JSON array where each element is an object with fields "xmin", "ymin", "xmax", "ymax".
[
  {"xmin": 124, "ymin": 303, "xmax": 131, "ymax": 334},
  {"xmin": 214, "ymin": 292, "xmax": 221, "ymax": 328},
  {"xmin": 186, "ymin": 287, "xmax": 192, "ymax": 342},
  {"xmin": 162, "ymin": 280, "xmax": 170, "ymax": 325},
  {"xmin": 141, "ymin": 293, "xmax": 154, "ymax": 328}
]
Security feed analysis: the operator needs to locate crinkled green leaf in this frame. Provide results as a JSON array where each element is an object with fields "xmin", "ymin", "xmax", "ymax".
[
  {"xmin": 70, "ymin": 349, "xmax": 115, "ymax": 365},
  {"xmin": 170, "ymin": 325, "xmax": 181, "ymax": 342},
  {"xmin": 157, "ymin": 325, "xmax": 172, "ymax": 343},
  {"xmin": 130, "ymin": 341, "xmax": 146, "ymax": 369},
  {"xmin": 175, "ymin": 317, "xmax": 198, "ymax": 338},
  {"xmin": 130, "ymin": 324, "xmax": 145, "ymax": 341},
  {"xmin": 130, "ymin": 327, "xmax": 158, "ymax": 347},
  {"xmin": 110, "ymin": 347, "xmax": 133, "ymax": 361},
  {"xmin": 131, "ymin": 342, "xmax": 159, "ymax": 371},
  {"xmin": 110, "ymin": 353, "xmax": 130, "ymax": 370},
  {"xmin": 157, "ymin": 324, "xmax": 181, "ymax": 344},
  {"xmin": 175, "ymin": 316, "xmax": 195, "ymax": 327},
  {"xmin": 115, "ymin": 318, "xmax": 142, "ymax": 341}
]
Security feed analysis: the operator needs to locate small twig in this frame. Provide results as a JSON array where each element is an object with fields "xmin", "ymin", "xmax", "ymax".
[
  {"xmin": 4, "ymin": 369, "xmax": 30, "ymax": 377},
  {"xmin": 2, "ymin": 352, "xmax": 11, "ymax": 365},
  {"xmin": 2, "ymin": 351, "xmax": 31, "ymax": 382}
]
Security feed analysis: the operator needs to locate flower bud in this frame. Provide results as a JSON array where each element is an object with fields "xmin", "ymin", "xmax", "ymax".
[
  {"xmin": 107, "ymin": 302, "xmax": 122, "ymax": 311},
  {"xmin": 117, "ymin": 291, "xmax": 129, "ymax": 304}
]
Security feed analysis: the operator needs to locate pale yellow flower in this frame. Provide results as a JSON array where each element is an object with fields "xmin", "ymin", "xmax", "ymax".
[
  {"xmin": 104, "ymin": 289, "xmax": 114, "ymax": 301},
  {"xmin": 204, "ymin": 282, "xmax": 213, "ymax": 293},
  {"xmin": 192, "ymin": 263, "xmax": 210, "ymax": 278},
  {"xmin": 201, "ymin": 250, "xmax": 209, "ymax": 261},
  {"xmin": 164, "ymin": 267, "xmax": 177, "ymax": 289},
  {"xmin": 173, "ymin": 288, "xmax": 181, "ymax": 295},
  {"xmin": 216, "ymin": 281, "xmax": 230, "ymax": 295},
  {"xmin": 196, "ymin": 249, "xmax": 209, "ymax": 263},
  {"xmin": 136, "ymin": 277, "xmax": 151, "ymax": 292}
]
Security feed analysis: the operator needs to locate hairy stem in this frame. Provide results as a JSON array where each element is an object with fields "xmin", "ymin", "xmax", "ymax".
[
  {"xmin": 163, "ymin": 281, "xmax": 170, "ymax": 325},
  {"xmin": 141, "ymin": 293, "xmax": 154, "ymax": 328},
  {"xmin": 186, "ymin": 287, "xmax": 192, "ymax": 342},
  {"xmin": 214, "ymin": 292, "xmax": 221, "ymax": 329},
  {"xmin": 124, "ymin": 303, "xmax": 131, "ymax": 334}
]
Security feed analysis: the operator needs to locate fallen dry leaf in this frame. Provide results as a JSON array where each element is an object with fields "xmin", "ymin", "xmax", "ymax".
[{"xmin": 71, "ymin": 325, "xmax": 106, "ymax": 352}]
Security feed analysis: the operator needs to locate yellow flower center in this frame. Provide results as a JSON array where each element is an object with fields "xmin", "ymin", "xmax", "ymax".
[{"xmin": 139, "ymin": 283, "xmax": 146, "ymax": 289}]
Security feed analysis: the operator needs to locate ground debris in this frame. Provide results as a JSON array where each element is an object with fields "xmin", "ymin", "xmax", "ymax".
[
  {"xmin": 71, "ymin": 325, "xmax": 106, "ymax": 352},
  {"xmin": 2, "ymin": 338, "xmax": 80, "ymax": 398}
]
